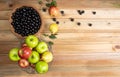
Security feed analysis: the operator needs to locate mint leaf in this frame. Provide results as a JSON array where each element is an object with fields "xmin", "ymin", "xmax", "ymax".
[
  {"xmin": 49, "ymin": 34, "xmax": 57, "ymax": 39},
  {"xmin": 51, "ymin": 0, "xmax": 57, "ymax": 6},
  {"xmin": 38, "ymin": 0, "xmax": 43, "ymax": 4},
  {"xmin": 43, "ymin": 34, "xmax": 49, "ymax": 37},
  {"xmin": 46, "ymin": 3, "xmax": 51, "ymax": 7},
  {"xmin": 48, "ymin": 41, "xmax": 54, "ymax": 46}
]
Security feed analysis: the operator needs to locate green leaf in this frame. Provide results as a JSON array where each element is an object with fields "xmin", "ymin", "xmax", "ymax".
[
  {"xmin": 46, "ymin": 3, "xmax": 51, "ymax": 7},
  {"xmin": 38, "ymin": 0, "xmax": 43, "ymax": 4},
  {"xmin": 49, "ymin": 34, "xmax": 57, "ymax": 39},
  {"xmin": 43, "ymin": 34, "xmax": 49, "ymax": 37},
  {"xmin": 51, "ymin": 0, "xmax": 57, "ymax": 6},
  {"xmin": 48, "ymin": 41, "xmax": 54, "ymax": 46}
]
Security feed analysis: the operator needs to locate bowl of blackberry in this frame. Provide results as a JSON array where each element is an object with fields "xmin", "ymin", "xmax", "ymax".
[{"xmin": 10, "ymin": 6, "xmax": 44, "ymax": 38}]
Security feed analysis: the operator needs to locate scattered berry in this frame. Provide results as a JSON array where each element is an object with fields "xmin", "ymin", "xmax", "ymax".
[
  {"xmin": 52, "ymin": 18, "xmax": 56, "ymax": 21},
  {"xmin": 42, "ymin": 8, "xmax": 47, "ymax": 12},
  {"xmin": 88, "ymin": 23, "xmax": 92, "ymax": 27},
  {"xmin": 77, "ymin": 22, "xmax": 81, "ymax": 26},
  {"xmin": 56, "ymin": 21, "xmax": 59, "ymax": 24},
  {"xmin": 92, "ymin": 11, "xmax": 96, "ymax": 15},
  {"xmin": 77, "ymin": 10, "xmax": 85, "ymax": 15},
  {"xmin": 69, "ymin": 18, "xmax": 74, "ymax": 22},
  {"xmin": 60, "ymin": 10, "xmax": 64, "ymax": 15}
]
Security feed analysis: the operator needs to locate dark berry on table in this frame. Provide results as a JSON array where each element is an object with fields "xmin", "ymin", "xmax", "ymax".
[
  {"xmin": 56, "ymin": 21, "xmax": 59, "ymax": 24},
  {"xmin": 92, "ymin": 11, "xmax": 96, "ymax": 15},
  {"xmin": 69, "ymin": 18, "xmax": 74, "ymax": 22},
  {"xmin": 42, "ymin": 8, "xmax": 47, "ymax": 12},
  {"xmin": 77, "ymin": 22, "xmax": 81, "ymax": 26},
  {"xmin": 9, "ymin": 3, "xmax": 13, "ymax": 7},
  {"xmin": 88, "ymin": 23, "xmax": 92, "ymax": 27},
  {"xmin": 77, "ymin": 10, "xmax": 85, "ymax": 15},
  {"xmin": 52, "ymin": 18, "xmax": 56, "ymax": 21},
  {"xmin": 60, "ymin": 10, "xmax": 64, "ymax": 15}
]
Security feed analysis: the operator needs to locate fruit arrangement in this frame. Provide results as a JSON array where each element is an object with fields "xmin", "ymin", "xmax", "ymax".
[
  {"xmin": 8, "ymin": 35, "xmax": 53, "ymax": 74},
  {"xmin": 10, "ymin": 6, "xmax": 43, "ymax": 37}
]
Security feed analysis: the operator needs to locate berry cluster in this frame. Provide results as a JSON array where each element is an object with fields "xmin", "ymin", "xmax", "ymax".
[{"xmin": 11, "ymin": 6, "xmax": 41, "ymax": 37}]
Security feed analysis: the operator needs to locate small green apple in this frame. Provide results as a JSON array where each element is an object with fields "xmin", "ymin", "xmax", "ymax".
[
  {"xmin": 9, "ymin": 48, "xmax": 20, "ymax": 61},
  {"xmin": 42, "ymin": 51, "xmax": 53, "ymax": 63},
  {"xmin": 35, "ymin": 61, "xmax": 48, "ymax": 74},
  {"xmin": 28, "ymin": 51, "xmax": 40, "ymax": 64},
  {"xmin": 36, "ymin": 41, "xmax": 48, "ymax": 54},
  {"xmin": 25, "ymin": 35, "xmax": 39, "ymax": 48}
]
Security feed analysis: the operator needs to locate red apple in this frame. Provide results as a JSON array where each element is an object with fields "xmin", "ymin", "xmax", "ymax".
[
  {"xmin": 18, "ymin": 46, "xmax": 32, "ymax": 59},
  {"xmin": 18, "ymin": 59, "xmax": 29, "ymax": 68},
  {"xmin": 49, "ymin": 6, "xmax": 59, "ymax": 16}
]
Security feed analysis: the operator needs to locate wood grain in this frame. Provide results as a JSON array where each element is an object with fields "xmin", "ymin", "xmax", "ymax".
[
  {"xmin": 1, "ymin": 0, "xmax": 120, "ymax": 77},
  {"xmin": 0, "ymin": 0, "xmax": 120, "ymax": 11}
]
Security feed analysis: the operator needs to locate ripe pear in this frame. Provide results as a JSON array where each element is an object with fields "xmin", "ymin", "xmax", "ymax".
[
  {"xmin": 49, "ymin": 23, "xmax": 58, "ymax": 34},
  {"xmin": 42, "ymin": 51, "xmax": 53, "ymax": 63}
]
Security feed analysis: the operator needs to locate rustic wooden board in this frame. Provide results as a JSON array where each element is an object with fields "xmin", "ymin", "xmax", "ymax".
[
  {"xmin": 1, "ymin": 0, "xmax": 120, "ymax": 77},
  {"xmin": 0, "ymin": 0, "xmax": 120, "ymax": 11}
]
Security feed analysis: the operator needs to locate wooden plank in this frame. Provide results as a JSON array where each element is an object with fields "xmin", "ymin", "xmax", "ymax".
[
  {"xmin": 1, "ymin": 19, "xmax": 120, "ymax": 33},
  {"xmin": 1, "ymin": 9, "xmax": 120, "ymax": 20},
  {"xmin": 1, "ymin": 54, "xmax": 120, "ymax": 76},
  {"xmin": 0, "ymin": 42, "xmax": 115, "ymax": 54},
  {"xmin": 1, "ymin": 30, "xmax": 120, "ymax": 42},
  {"xmin": 2, "ymin": 53, "xmax": 120, "ymax": 66},
  {"xmin": 2, "ymin": 30, "xmax": 120, "ymax": 41},
  {"xmin": 0, "ymin": 0, "xmax": 120, "ymax": 11}
]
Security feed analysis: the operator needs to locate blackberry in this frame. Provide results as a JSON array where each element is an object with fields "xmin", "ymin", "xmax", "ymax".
[
  {"xmin": 77, "ymin": 10, "xmax": 85, "ymax": 15},
  {"xmin": 77, "ymin": 22, "xmax": 81, "ymax": 26},
  {"xmin": 92, "ymin": 11, "xmax": 96, "ymax": 15},
  {"xmin": 69, "ymin": 18, "xmax": 74, "ymax": 22},
  {"xmin": 11, "ymin": 6, "xmax": 42, "ymax": 37},
  {"xmin": 88, "ymin": 23, "xmax": 92, "ymax": 27},
  {"xmin": 60, "ymin": 10, "xmax": 64, "ymax": 15},
  {"xmin": 56, "ymin": 21, "xmax": 59, "ymax": 24}
]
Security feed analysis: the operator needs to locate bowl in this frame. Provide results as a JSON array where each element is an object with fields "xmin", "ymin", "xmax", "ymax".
[
  {"xmin": 20, "ymin": 39, "xmax": 53, "ymax": 74},
  {"xmin": 10, "ymin": 5, "xmax": 44, "ymax": 39}
]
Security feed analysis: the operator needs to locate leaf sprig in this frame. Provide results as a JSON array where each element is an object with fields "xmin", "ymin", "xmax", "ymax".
[{"xmin": 46, "ymin": 0, "xmax": 57, "ymax": 7}]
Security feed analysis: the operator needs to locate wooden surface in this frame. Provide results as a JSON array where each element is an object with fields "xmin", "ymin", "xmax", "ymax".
[{"xmin": 1, "ymin": 0, "xmax": 120, "ymax": 77}]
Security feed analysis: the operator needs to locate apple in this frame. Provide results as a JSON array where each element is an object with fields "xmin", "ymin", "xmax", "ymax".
[
  {"xmin": 18, "ymin": 59, "xmax": 29, "ymax": 68},
  {"xmin": 28, "ymin": 51, "xmax": 40, "ymax": 64},
  {"xmin": 25, "ymin": 35, "xmax": 39, "ymax": 48},
  {"xmin": 9, "ymin": 48, "xmax": 20, "ymax": 61},
  {"xmin": 42, "ymin": 51, "xmax": 53, "ymax": 63},
  {"xmin": 36, "ymin": 41, "xmax": 48, "ymax": 54},
  {"xmin": 18, "ymin": 46, "xmax": 32, "ymax": 59},
  {"xmin": 35, "ymin": 61, "xmax": 48, "ymax": 74},
  {"xmin": 49, "ymin": 6, "xmax": 59, "ymax": 16},
  {"xmin": 22, "ymin": 43, "xmax": 27, "ymax": 47}
]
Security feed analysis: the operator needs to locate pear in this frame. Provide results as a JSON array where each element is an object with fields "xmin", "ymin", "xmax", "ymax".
[
  {"xmin": 42, "ymin": 51, "xmax": 53, "ymax": 63},
  {"xmin": 49, "ymin": 23, "xmax": 58, "ymax": 34}
]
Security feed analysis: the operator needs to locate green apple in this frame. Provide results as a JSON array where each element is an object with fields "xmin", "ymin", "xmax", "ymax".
[
  {"xmin": 28, "ymin": 51, "xmax": 40, "ymax": 64},
  {"xmin": 25, "ymin": 35, "xmax": 39, "ymax": 48},
  {"xmin": 35, "ymin": 61, "xmax": 48, "ymax": 74},
  {"xmin": 36, "ymin": 41, "xmax": 48, "ymax": 54},
  {"xmin": 9, "ymin": 48, "xmax": 20, "ymax": 61},
  {"xmin": 42, "ymin": 51, "xmax": 53, "ymax": 63}
]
